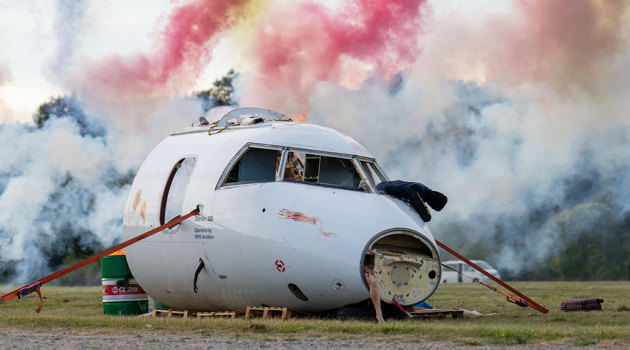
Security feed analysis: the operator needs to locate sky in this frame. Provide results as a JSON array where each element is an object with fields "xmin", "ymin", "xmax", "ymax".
[
  {"xmin": 0, "ymin": 0, "xmax": 170, "ymax": 121},
  {"xmin": 1, "ymin": 0, "xmax": 629, "ymax": 282}
]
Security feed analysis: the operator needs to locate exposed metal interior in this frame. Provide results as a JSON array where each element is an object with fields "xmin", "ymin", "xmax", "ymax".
[{"xmin": 364, "ymin": 232, "xmax": 441, "ymax": 306}]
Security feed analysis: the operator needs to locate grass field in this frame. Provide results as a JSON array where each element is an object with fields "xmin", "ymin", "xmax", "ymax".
[{"xmin": 1, "ymin": 281, "xmax": 629, "ymax": 347}]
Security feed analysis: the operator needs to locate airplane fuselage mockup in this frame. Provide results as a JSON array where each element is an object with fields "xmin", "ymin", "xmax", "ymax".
[{"xmin": 122, "ymin": 108, "xmax": 441, "ymax": 312}]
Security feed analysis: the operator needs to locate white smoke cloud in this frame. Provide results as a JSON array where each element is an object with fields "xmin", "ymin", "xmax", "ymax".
[
  {"xmin": 2, "ymin": 0, "xmax": 629, "ymax": 283},
  {"xmin": 0, "ymin": 118, "xmax": 114, "ymax": 281},
  {"xmin": 300, "ymin": 3, "xmax": 630, "ymax": 275},
  {"xmin": 0, "ymin": 0, "xmax": 204, "ymax": 283},
  {"xmin": 81, "ymin": 94, "xmax": 202, "ymax": 172},
  {"xmin": 0, "ymin": 92, "xmax": 201, "ymax": 283},
  {"xmin": 0, "ymin": 61, "xmax": 14, "ymax": 123},
  {"xmin": 47, "ymin": 0, "xmax": 90, "ymax": 84}
]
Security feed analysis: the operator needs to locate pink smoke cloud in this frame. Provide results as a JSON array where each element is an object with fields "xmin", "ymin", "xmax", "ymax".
[
  {"xmin": 78, "ymin": 0, "xmax": 248, "ymax": 99},
  {"xmin": 432, "ymin": 0, "xmax": 629, "ymax": 94},
  {"xmin": 500, "ymin": 0, "xmax": 627, "ymax": 88},
  {"xmin": 242, "ymin": 0, "xmax": 429, "ymax": 113},
  {"xmin": 75, "ymin": 0, "xmax": 430, "ymax": 110}
]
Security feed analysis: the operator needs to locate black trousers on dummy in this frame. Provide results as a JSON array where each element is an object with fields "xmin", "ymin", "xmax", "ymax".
[{"xmin": 376, "ymin": 180, "xmax": 447, "ymax": 222}]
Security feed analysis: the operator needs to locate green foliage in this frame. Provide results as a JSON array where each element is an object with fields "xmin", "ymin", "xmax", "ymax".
[
  {"xmin": 195, "ymin": 69, "xmax": 238, "ymax": 111},
  {"xmin": 545, "ymin": 201, "xmax": 629, "ymax": 280},
  {"xmin": 32, "ymin": 95, "xmax": 104, "ymax": 137},
  {"xmin": 438, "ymin": 192, "xmax": 630, "ymax": 281},
  {"xmin": 104, "ymin": 170, "xmax": 135, "ymax": 189},
  {"xmin": 33, "ymin": 95, "xmax": 68, "ymax": 128},
  {"xmin": 54, "ymin": 256, "xmax": 101, "ymax": 286}
]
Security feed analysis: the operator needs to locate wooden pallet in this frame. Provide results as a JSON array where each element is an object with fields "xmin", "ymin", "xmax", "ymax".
[
  {"xmin": 197, "ymin": 311, "xmax": 236, "ymax": 319},
  {"xmin": 152, "ymin": 308, "xmax": 236, "ymax": 319},
  {"xmin": 245, "ymin": 306, "xmax": 290, "ymax": 319},
  {"xmin": 409, "ymin": 309, "xmax": 464, "ymax": 319},
  {"xmin": 152, "ymin": 308, "xmax": 191, "ymax": 318}
]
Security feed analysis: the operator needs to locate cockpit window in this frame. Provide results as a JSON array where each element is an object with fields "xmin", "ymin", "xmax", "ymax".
[
  {"xmin": 283, "ymin": 151, "xmax": 362, "ymax": 190},
  {"xmin": 360, "ymin": 162, "xmax": 375, "ymax": 187},
  {"xmin": 219, "ymin": 144, "xmax": 383, "ymax": 192},
  {"xmin": 361, "ymin": 161, "xmax": 386, "ymax": 186},
  {"xmin": 224, "ymin": 147, "xmax": 281, "ymax": 185},
  {"xmin": 284, "ymin": 152, "xmax": 305, "ymax": 182}
]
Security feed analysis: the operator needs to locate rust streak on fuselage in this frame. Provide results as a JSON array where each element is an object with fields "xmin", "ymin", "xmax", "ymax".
[
  {"xmin": 133, "ymin": 189, "xmax": 143, "ymax": 212},
  {"xmin": 140, "ymin": 201, "xmax": 147, "ymax": 225}
]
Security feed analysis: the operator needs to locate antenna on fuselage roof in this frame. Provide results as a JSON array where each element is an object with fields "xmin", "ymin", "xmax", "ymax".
[{"xmin": 216, "ymin": 108, "xmax": 292, "ymax": 127}]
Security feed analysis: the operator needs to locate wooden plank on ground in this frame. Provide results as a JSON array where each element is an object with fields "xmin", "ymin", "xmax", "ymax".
[
  {"xmin": 197, "ymin": 311, "xmax": 236, "ymax": 319},
  {"xmin": 409, "ymin": 309, "xmax": 464, "ymax": 319},
  {"xmin": 152, "ymin": 308, "xmax": 236, "ymax": 319}
]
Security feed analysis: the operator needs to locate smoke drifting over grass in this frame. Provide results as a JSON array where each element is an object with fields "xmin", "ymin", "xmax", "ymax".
[{"xmin": 1, "ymin": 0, "xmax": 629, "ymax": 283}]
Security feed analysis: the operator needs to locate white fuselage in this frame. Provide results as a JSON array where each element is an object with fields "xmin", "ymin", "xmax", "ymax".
[{"xmin": 123, "ymin": 120, "xmax": 440, "ymax": 312}]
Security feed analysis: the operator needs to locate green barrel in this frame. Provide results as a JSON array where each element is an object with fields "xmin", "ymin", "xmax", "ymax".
[
  {"xmin": 101, "ymin": 249, "xmax": 148, "ymax": 316},
  {"xmin": 152, "ymin": 298, "xmax": 169, "ymax": 309}
]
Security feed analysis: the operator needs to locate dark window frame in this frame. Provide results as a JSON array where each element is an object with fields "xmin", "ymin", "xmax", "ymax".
[{"xmin": 216, "ymin": 143, "xmax": 284, "ymax": 189}]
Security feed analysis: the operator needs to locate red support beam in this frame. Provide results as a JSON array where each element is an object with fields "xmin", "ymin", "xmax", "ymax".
[
  {"xmin": 435, "ymin": 239, "xmax": 548, "ymax": 314},
  {"xmin": 1, "ymin": 208, "xmax": 199, "ymax": 305}
]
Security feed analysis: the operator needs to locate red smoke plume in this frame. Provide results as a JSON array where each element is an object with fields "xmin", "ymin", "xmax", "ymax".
[
  {"xmin": 78, "ymin": 0, "xmax": 430, "ymax": 108},
  {"xmin": 439, "ymin": 0, "xmax": 629, "ymax": 94},
  {"xmin": 80, "ymin": 0, "xmax": 248, "ymax": 98},
  {"xmin": 243, "ymin": 0, "xmax": 429, "ymax": 111},
  {"xmin": 510, "ymin": 0, "xmax": 627, "ymax": 90}
]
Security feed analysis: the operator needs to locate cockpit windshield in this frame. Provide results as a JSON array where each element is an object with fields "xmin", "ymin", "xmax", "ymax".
[{"xmin": 220, "ymin": 144, "xmax": 387, "ymax": 193}]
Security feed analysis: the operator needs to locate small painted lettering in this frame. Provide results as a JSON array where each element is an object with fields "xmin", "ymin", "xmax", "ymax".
[{"xmin": 193, "ymin": 227, "xmax": 213, "ymax": 239}]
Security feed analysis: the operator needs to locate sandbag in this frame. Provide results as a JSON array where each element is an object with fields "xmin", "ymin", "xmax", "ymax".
[{"xmin": 561, "ymin": 298, "xmax": 604, "ymax": 311}]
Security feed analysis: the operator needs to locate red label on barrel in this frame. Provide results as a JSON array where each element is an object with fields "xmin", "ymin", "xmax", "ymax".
[{"xmin": 102, "ymin": 284, "xmax": 146, "ymax": 296}]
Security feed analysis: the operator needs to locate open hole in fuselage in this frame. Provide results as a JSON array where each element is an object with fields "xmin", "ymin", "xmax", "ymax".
[
  {"xmin": 160, "ymin": 157, "xmax": 197, "ymax": 226},
  {"xmin": 364, "ymin": 232, "xmax": 440, "ymax": 306},
  {"xmin": 288, "ymin": 283, "xmax": 308, "ymax": 301}
]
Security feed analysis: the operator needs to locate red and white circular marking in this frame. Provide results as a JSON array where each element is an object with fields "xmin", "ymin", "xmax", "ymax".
[{"xmin": 275, "ymin": 259, "xmax": 286, "ymax": 272}]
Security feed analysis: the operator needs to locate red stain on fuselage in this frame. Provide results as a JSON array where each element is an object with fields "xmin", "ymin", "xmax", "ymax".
[{"xmin": 278, "ymin": 209, "xmax": 337, "ymax": 237}]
